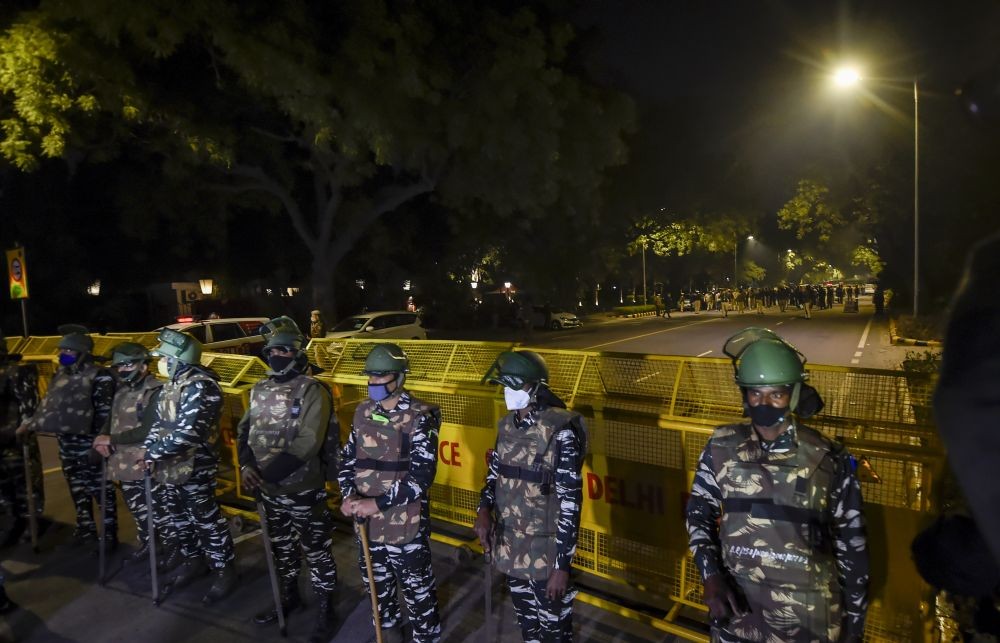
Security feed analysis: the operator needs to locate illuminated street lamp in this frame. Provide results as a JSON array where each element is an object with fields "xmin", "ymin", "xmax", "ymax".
[{"xmin": 832, "ymin": 65, "xmax": 919, "ymax": 317}]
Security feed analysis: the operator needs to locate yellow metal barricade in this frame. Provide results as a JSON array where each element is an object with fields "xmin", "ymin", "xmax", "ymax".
[{"xmin": 16, "ymin": 335, "xmax": 941, "ymax": 641}]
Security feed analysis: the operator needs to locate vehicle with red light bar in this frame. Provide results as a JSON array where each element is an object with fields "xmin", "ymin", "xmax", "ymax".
[{"xmin": 157, "ymin": 317, "xmax": 269, "ymax": 355}]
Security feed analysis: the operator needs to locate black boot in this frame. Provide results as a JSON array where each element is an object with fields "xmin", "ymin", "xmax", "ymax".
[
  {"xmin": 0, "ymin": 586, "xmax": 17, "ymax": 614},
  {"xmin": 202, "ymin": 563, "xmax": 238, "ymax": 605},
  {"xmin": 253, "ymin": 582, "xmax": 302, "ymax": 625},
  {"xmin": 157, "ymin": 546, "xmax": 184, "ymax": 574},
  {"xmin": 92, "ymin": 532, "xmax": 119, "ymax": 557},
  {"xmin": 308, "ymin": 590, "xmax": 336, "ymax": 643},
  {"xmin": 1, "ymin": 517, "xmax": 26, "ymax": 547},
  {"xmin": 126, "ymin": 540, "xmax": 150, "ymax": 563},
  {"xmin": 166, "ymin": 556, "xmax": 208, "ymax": 590}
]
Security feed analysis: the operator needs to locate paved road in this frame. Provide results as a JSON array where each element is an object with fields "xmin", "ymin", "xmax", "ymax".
[{"xmin": 435, "ymin": 297, "xmax": 915, "ymax": 370}]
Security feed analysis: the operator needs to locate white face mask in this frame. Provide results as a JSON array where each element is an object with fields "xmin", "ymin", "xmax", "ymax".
[
  {"xmin": 157, "ymin": 358, "xmax": 171, "ymax": 378},
  {"xmin": 504, "ymin": 387, "xmax": 531, "ymax": 411}
]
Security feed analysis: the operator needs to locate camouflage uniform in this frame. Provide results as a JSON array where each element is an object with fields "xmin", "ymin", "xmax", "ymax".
[
  {"xmin": 237, "ymin": 373, "xmax": 338, "ymax": 593},
  {"xmin": 30, "ymin": 358, "xmax": 117, "ymax": 538},
  {"xmin": 102, "ymin": 372, "xmax": 173, "ymax": 551},
  {"xmin": 478, "ymin": 403, "xmax": 586, "ymax": 643},
  {"xmin": 338, "ymin": 390, "xmax": 442, "ymax": 643},
  {"xmin": 0, "ymin": 360, "xmax": 43, "ymax": 521},
  {"xmin": 144, "ymin": 363, "xmax": 234, "ymax": 569},
  {"xmin": 686, "ymin": 421, "xmax": 869, "ymax": 642}
]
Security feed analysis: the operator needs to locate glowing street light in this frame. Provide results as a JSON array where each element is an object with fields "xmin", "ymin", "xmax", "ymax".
[{"xmin": 833, "ymin": 67, "xmax": 861, "ymax": 87}]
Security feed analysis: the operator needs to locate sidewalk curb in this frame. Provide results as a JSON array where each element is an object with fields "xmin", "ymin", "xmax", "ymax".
[{"xmin": 888, "ymin": 318, "xmax": 943, "ymax": 347}]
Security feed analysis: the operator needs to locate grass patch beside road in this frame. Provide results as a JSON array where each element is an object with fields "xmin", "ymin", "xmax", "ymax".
[{"xmin": 894, "ymin": 313, "xmax": 946, "ymax": 342}]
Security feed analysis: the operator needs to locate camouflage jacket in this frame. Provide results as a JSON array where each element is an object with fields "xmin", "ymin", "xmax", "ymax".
[
  {"xmin": 144, "ymin": 365, "xmax": 223, "ymax": 484},
  {"xmin": 479, "ymin": 403, "xmax": 585, "ymax": 580},
  {"xmin": 0, "ymin": 361, "xmax": 38, "ymax": 445},
  {"xmin": 236, "ymin": 373, "xmax": 331, "ymax": 494},
  {"xmin": 687, "ymin": 422, "xmax": 869, "ymax": 640},
  {"xmin": 338, "ymin": 390, "xmax": 440, "ymax": 544},
  {"xmin": 30, "ymin": 359, "xmax": 114, "ymax": 436},
  {"xmin": 106, "ymin": 374, "xmax": 162, "ymax": 482}
]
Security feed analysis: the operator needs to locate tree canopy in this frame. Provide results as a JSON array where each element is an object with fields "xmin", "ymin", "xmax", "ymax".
[{"xmin": 1, "ymin": 0, "xmax": 634, "ymax": 319}]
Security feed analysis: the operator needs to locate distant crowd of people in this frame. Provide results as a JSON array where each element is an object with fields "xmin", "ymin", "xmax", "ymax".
[{"xmin": 651, "ymin": 283, "xmax": 885, "ymax": 318}]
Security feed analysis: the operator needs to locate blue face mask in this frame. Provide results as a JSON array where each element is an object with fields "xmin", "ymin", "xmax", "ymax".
[
  {"xmin": 368, "ymin": 383, "xmax": 393, "ymax": 402},
  {"xmin": 59, "ymin": 353, "xmax": 78, "ymax": 367}
]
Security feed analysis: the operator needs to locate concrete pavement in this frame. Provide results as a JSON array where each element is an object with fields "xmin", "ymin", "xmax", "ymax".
[{"xmin": 0, "ymin": 440, "xmax": 685, "ymax": 642}]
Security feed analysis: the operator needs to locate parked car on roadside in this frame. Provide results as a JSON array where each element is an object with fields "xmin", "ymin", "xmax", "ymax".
[
  {"xmin": 325, "ymin": 311, "xmax": 427, "ymax": 340},
  {"xmin": 531, "ymin": 306, "xmax": 582, "ymax": 330},
  {"xmin": 159, "ymin": 317, "xmax": 268, "ymax": 355}
]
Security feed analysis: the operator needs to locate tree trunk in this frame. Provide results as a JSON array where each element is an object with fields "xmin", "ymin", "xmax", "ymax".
[{"xmin": 311, "ymin": 250, "xmax": 338, "ymax": 323}]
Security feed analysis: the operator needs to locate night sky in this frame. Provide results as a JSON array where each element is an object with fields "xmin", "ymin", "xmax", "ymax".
[{"xmin": 577, "ymin": 0, "xmax": 1000, "ymax": 215}]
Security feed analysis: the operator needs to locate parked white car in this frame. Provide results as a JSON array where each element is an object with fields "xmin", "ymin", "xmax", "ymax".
[
  {"xmin": 531, "ymin": 306, "xmax": 582, "ymax": 330},
  {"xmin": 325, "ymin": 311, "xmax": 427, "ymax": 340},
  {"xmin": 159, "ymin": 317, "xmax": 269, "ymax": 355}
]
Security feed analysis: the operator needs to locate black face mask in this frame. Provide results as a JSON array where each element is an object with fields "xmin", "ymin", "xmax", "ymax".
[
  {"xmin": 267, "ymin": 355, "xmax": 295, "ymax": 373},
  {"xmin": 748, "ymin": 404, "xmax": 788, "ymax": 428}
]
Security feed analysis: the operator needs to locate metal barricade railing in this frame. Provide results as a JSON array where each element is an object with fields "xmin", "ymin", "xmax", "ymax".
[{"xmin": 18, "ymin": 335, "xmax": 941, "ymax": 641}]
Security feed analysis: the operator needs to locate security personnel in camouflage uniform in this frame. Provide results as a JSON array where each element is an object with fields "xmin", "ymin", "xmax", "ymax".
[
  {"xmin": 686, "ymin": 328, "xmax": 869, "ymax": 642},
  {"xmin": 0, "ymin": 334, "xmax": 43, "ymax": 545},
  {"xmin": 20, "ymin": 325, "xmax": 117, "ymax": 545},
  {"xmin": 237, "ymin": 317, "xmax": 339, "ymax": 643},
  {"xmin": 143, "ymin": 329, "xmax": 237, "ymax": 603},
  {"xmin": 338, "ymin": 343, "xmax": 442, "ymax": 643},
  {"xmin": 92, "ymin": 342, "xmax": 170, "ymax": 563},
  {"xmin": 475, "ymin": 350, "xmax": 587, "ymax": 643}
]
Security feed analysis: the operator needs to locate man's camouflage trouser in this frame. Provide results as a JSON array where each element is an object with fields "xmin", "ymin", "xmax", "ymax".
[
  {"xmin": 355, "ymin": 535, "xmax": 441, "ymax": 643},
  {"xmin": 57, "ymin": 434, "xmax": 116, "ymax": 535},
  {"xmin": 119, "ymin": 479, "xmax": 182, "ymax": 549},
  {"xmin": 0, "ymin": 438, "xmax": 44, "ymax": 517},
  {"xmin": 261, "ymin": 487, "xmax": 337, "ymax": 592},
  {"xmin": 162, "ymin": 467, "xmax": 234, "ymax": 569},
  {"xmin": 507, "ymin": 575, "xmax": 577, "ymax": 643}
]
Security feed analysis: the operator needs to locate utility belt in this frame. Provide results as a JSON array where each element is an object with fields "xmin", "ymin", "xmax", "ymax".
[
  {"xmin": 497, "ymin": 462, "xmax": 554, "ymax": 495},
  {"xmin": 355, "ymin": 458, "xmax": 409, "ymax": 472}
]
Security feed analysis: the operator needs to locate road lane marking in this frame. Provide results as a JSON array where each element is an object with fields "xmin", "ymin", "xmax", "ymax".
[
  {"xmin": 851, "ymin": 316, "xmax": 874, "ymax": 366},
  {"xmin": 697, "ymin": 350, "xmax": 713, "ymax": 357},
  {"xmin": 857, "ymin": 317, "xmax": 874, "ymax": 349},
  {"xmin": 776, "ymin": 321, "xmax": 784, "ymax": 326},
  {"xmin": 581, "ymin": 318, "xmax": 720, "ymax": 351},
  {"xmin": 635, "ymin": 370, "xmax": 662, "ymax": 383}
]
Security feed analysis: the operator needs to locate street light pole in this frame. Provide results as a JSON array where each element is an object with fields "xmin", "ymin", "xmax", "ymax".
[
  {"xmin": 641, "ymin": 240, "xmax": 647, "ymax": 304},
  {"xmin": 733, "ymin": 233, "xmax": 738, "ymax": 287},
  {"xmin": 913, "ymin": 79, "xmax": 919, "ymax": 318}
]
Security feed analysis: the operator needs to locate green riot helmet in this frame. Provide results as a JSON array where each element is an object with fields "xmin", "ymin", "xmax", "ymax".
[
  {"xmin": 726, "ymin": 329, "xmax": 808, "ymax": 412},
  {"xmin": 735, "ymin": 339, "xmax": 806, "ymax": 387},
  {"xmin": 57, "ymin": 324, "xmax": 94, "ymax": 354},
  {"xmin": 110, "ymin": 342, "xmax": 150, "ymax": 367},
  {"xmin": 481, "ymin": 350, "xmax": 549, "ymax": 389},
  {"xmin": 260, "ymin": 316, "xmax": 305, "ymax": 354},
  {"xmin": 151, "ymin": 328, "xmax": 202, "ymax": 365},
  {"xmin": 362, "ymin": 343, "xmax": 410, "ymax": 375}
]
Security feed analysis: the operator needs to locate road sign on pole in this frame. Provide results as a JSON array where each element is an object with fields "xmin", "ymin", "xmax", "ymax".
[{"xmin": 7, "ymin": 247, "xmax": 29, "ymax": 300}]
